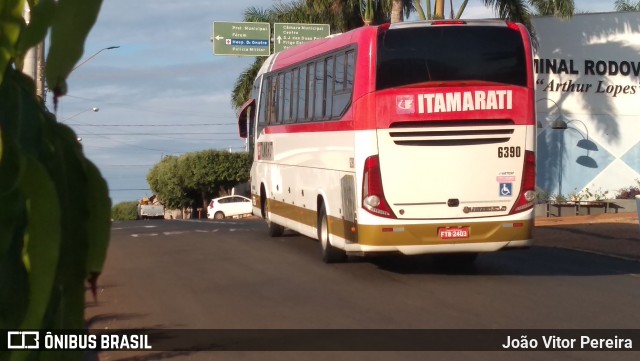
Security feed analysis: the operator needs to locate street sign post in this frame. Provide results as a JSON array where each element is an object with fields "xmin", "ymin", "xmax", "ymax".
[
  {"xmin": 212, "ymin": 21, "xmax": 270, "ymax": 56},
  {"xmin": 273, "ymin": 23, "xmax": 330, "ymax": 53}
]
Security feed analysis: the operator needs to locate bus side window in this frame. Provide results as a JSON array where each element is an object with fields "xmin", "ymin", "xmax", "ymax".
[
  {"xmin": 258, "ymin": 77, "xmax": 268, "ymax": 132},
  {"xmin": 332, "ymin": 50, "xmax": 354, "ymax": 118},
  {"xmin": 346, "ymin": 50, "xmax": 355, "ymax": 90},
  {"xmin": 283, "ymin": 71, "xmax": 292, "ymax": 123},
  {"xmin": 324, "ymin": 56, "xmax": 334, "ymax": 120},
  {"xmin": 306, "ymin": 62, "xmax": 315, "ymax": 121},
  {"xmin": 297, "ymin": 64, "xmax": 307, "ymax": 122},
  {"xmin": 266, "ymin": 76, "xmax": 278, "ymax": 124},
  {"xmin": 334, "ymin": 53, "xmax": 345, "ymax": 92},
  {"xmin": 291, "ymin": 68, "xmax": 299, "ymax": 123},
  {"xmin": 314, "ymin": 60, "xmax": 325, "ymax": 120},
  {"xmin": 276, "ymin": 72, "xmax": 285, "ymax": 124}
]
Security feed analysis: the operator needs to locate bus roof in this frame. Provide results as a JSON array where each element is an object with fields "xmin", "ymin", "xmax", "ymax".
[
  {"xmin": 259, "ymin": 20, "xmax": 526, "ymax": 76},
  {"xmin": 264, "ymin": 25, "xmax": 376, "ymax": 73}
]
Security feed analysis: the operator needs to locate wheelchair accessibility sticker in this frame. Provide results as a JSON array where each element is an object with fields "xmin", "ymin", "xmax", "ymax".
[{"xmin": 499, "ymin": 183, "xmax": 513, "ymax": 197}]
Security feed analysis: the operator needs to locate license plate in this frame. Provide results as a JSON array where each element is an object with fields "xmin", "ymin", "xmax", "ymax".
[{"xmin": 438, "ymin": 227, "xmax": 470, "ymax": 239}]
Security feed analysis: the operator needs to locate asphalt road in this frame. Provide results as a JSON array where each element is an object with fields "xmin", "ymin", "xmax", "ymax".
[{"xmin": 88, "ymin": 219, "xmax": 640, "ymax": 361}]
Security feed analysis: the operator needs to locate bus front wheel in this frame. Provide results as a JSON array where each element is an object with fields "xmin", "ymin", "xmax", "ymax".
[
  {"xmin": 262, "ymin": 191, "xmax": 284, "ymax": 237},
  {"xmin": 318, "ymin": 205, "xmax": 347, "ymax": 263},
  {"xmin": 267, "ymin": 213, "xmax": 284, "ymax": 237}
]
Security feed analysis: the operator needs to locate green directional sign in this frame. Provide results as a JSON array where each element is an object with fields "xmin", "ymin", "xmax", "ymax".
[
  {"xmin": 212, "ymin": 21, "xmax": 271, "ymax": 56},
  {"xmin": 273, "ymin": 23, "xmax": 330, "ymax": 54}
]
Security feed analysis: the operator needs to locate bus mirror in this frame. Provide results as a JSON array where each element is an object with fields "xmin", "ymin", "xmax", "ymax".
[{"xmin": 237, "ymin": 98, "xmax": 255, "ymax": 139}]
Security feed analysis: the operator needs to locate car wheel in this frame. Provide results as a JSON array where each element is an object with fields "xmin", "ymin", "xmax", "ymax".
[
  {"xmin": 214, "ymin": 212, "xmax": 225, "ymax": 220},
  {"xmin": 318, "ymin": 204, "xmax": 347, "ymax": 263}
]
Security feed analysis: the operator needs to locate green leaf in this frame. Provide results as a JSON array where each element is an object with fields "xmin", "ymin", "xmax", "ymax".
[
  {"xmin": 0, "ymin": 0, "xmax": 24, "ymax": 85},
  {"xmin": 0, "ymin": 127, "xmax": 25, "ymax": 195},
  {"xmin": 16, "ymin": 0, "xmax": 55, "ymax": 63},
  {"xmin": 17, "ymin": 155, "xmax": 61, "ymax": 330},
  {"xmin": 83, "ymin": 159, "xmax": 111, "ymax": 290},
  {"xmin": 48, "ymin": 123, "xmax": 91, "ymax": 330},
  {"xmin": 0, "ymin": 190, "xmax": 28, "ymax": 332},
  {"xmin": 46, "ymin": 0, "xmax": 102, "ymax": 98}
]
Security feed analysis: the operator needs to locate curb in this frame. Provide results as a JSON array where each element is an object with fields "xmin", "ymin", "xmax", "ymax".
[{"xmin": 535, "ymin": 212, "xmax": 638, "ymax": 227}]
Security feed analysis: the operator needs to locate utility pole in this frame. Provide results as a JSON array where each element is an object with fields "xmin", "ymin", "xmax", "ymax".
[
  {"xmin": 22, "ymin": 4, "xmax": 36, "ymax": 79},
  {"xmin": 36, "ymin": 41, "xmax": 45, "ymax": 101},
  {"xmin": 21, "ymin": 3, "xmax": 46, "ymax": 103}
]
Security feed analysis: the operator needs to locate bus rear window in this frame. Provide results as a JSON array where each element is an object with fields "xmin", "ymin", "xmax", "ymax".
[{"xmin": 376, "ymin": 26, "xmax": 527, "ymax": 90}]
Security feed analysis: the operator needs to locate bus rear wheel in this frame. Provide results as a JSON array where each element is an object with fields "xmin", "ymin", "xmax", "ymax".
[{"xmin": 318, "ymin": 205, "xmax": 347, "ymax": 263}]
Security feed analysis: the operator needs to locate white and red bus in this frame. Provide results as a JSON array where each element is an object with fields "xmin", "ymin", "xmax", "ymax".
[{"xmin": 238, "ymin": 20, "xmax": 536, "ymax": 264}]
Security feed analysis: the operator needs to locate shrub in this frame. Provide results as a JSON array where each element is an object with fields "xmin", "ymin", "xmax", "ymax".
[
  {"xmin": 112, "ymin": 201, "xmax": 139, "ymax": 221},
  {"xmin": 615, "ymin": 179, "xmax": 640, "ymax": 199}
]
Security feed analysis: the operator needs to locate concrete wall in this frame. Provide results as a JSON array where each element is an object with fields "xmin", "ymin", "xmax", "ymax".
[{"xmin": 533, "ymin": 12, "xmax": 640, "ymax": 199}]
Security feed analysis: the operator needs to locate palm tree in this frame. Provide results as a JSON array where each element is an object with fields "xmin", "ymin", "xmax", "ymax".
[
  {"xmin": 529, "ymin": 0, "xmax": 574, "ymax": 16},
  {"xmin": 232, "ymin": 0, "xmax": 574, "ymax": 109},
  {"xmin": 232, "ymin": 0, "xmax": 401, "ymax": 110},
  {"xmin": 309, "ymin": 0, "xmax": 370, "ymax": 30},
  {"xmin": 388, "ymin": 0, "xmax": 415, "ymax": 22},
  {"xmin": 407, "ymin": 0, "xmax": 574, "ymax": 45},
  {"xmin": 615, "ymin": 0, "xmax": 640, "ymax": 11}
]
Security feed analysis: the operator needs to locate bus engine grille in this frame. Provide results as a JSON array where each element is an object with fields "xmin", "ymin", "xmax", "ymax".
[{"xmin": 388, "ymin": 120, "xmax": 515, "ymax": 146}]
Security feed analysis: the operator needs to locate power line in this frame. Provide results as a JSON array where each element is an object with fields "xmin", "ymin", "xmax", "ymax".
[
  {"xmin": 110, "ymin": 188, "xmax": 151, "ymax": 191},
  {"xmin": 64, "ymin": 94, "xmax": 238, "ymax": 118}
]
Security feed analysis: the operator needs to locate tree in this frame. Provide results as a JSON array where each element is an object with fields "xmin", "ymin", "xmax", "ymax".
[
  {"xmin": 181, "ymin": 150, "xmax": 251, "ymax": 209},
  {"xmin": 389, "ymin": 0, "xmax": 414, "ymax": 22},
  {"xmin": 147, "ymin": 155, "xmax": 190, "ymax": 210},
  {"xmin": 147, "ymin": 150, "xmax": 251, "ymax": 213},
  {"xmin": 615, "ymin": 0, "xmax": 640, "ymax": 11},
  {"xmin": 1, "ymin": 1, "xmax": 110, "ymax": 360},
  {"xmin": 233, "ymin": 0, "xmax": 407, "ymax": 110},
  {"xmin": 232, "ymin": 1, "xmax": 359, "ymax": 110},
  {"xmin": 410, "ymin": 1, "xmax": 574, "ymax": 45},
  {"xmin": 111, "ymin": 201, "xmax": 139, "ymax": 221},
  {"xmin": 529, "ymin": 0, "xmax": 575, "ymax": 16}
]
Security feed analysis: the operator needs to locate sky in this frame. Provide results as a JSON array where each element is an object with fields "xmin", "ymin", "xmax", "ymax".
[{"xmin": 52, "ymin": 0, "xmax": 613, "ymax": 205}]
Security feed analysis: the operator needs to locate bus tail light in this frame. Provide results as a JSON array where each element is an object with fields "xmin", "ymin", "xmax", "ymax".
[
  {"xmin": 362, "ymin": 155, "xmax": 396, "ymax": 218},
  {"xmin": 510, "ymin": 150, "xmax": 536, "ymax": 214},
  {"xmin": 506, "ymin": 22, "xmax": 520, "ymax": 32},
  {"xmin": 432, "ymin": 20, "xmax": 467, "ymax": 26}
]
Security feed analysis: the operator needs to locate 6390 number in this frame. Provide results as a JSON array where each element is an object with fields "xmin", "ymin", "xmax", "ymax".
[{"xmin": 498, "ymin": 146, "xmax": 521, "ymax": 158}]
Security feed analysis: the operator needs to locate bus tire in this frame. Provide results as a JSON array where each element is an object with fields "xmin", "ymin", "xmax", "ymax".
[
  {"xmin": 318, "ymin": 205, "xmax": 347, "ymax": 263},
  {"xmin": 267, "ymin": 212, "xmax": 284, "ymax": 237},
  {"xmin": 261, "ymin": 186, "xmax": 284, "ymax": 237}
]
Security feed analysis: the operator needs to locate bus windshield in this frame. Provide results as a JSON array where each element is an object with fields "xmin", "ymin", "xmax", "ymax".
[{"xmin": 376, "ymin": 25, "xmax": 527, "ymax": 90}]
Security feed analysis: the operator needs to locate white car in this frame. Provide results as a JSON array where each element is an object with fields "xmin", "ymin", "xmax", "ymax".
[{"xmin": 207, "ymin": 195, "xmax": 253, "ymax": 220}]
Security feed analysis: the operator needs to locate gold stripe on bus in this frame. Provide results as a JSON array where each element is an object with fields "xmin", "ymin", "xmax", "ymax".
[
  {"xmin": 357, "ymin": 221, "xmax": 531, "ymax": 246},
  {"xmin": 268, "ymin": 198, "xmax": 317, "ymax": 228},
  {"xmin": 254, "ymin": 193, "xmax": 529, "ymax": 246},
  {"xmin": 254, "ymin": 194, "xmax": 358, "ymax": 243}
]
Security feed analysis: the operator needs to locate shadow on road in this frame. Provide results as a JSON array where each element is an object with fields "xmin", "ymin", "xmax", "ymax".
[
  {"xmin": 367, "ymin": 246, "xmax": 640, "ymax": 277},
  {"xmin": 86, "ymin": 312, "xmax": 149, "ymax": 329}
]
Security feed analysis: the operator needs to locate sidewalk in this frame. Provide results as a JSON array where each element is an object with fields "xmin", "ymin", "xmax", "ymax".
[{"xmin": 534, "ymin": 212, "xmax": 640, "ymax": 261}]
